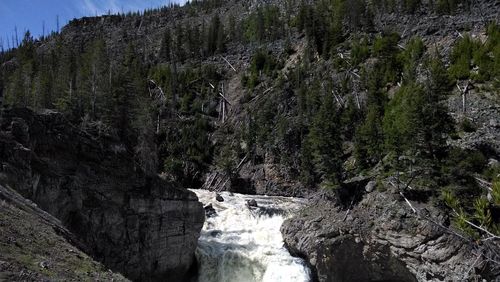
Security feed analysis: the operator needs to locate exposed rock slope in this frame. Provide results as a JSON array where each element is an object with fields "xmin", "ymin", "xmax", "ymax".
[{"xmin": 0, "ymin": 108, "xmax": 205, "ymax": 281}]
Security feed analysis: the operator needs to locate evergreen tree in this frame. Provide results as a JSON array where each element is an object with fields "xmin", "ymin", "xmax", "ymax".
[
  {"xmin": 308, "ymin": 92, "xmax": 343, "ymax": 184},
  {"xmin": 53, "ymin": 43, "xmax": 79, "ymax": 118},
  {"xmin": 78, "ymin": 39, "xmax": 110, "ymax": 119},
  {"xmin": 107, "ymin": 43, "xmax": 146, "ymax": 141},
  {"xmin": 355, "ymin": 104, "xmax": 384, "ymax": 168},
  {"xmin": 421, "ymin": 56, "xmax": 454, "ymax": 159},
  {"xmin": 159, "ymin": 29, "xmax": 172, "ymax": 61},
  {"xmin": 206, "ymin": 14, "xmax": 225, "ymax": 55},
  {"xmin": 383, "ymin": 83, "xmax": 425, "ymax": 155},
  {"xmin": 399, "ymin": 36, "xmax": 426, "ymax": 83}
]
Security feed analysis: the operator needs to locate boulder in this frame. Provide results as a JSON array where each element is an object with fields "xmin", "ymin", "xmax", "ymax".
[
  {"xmin": 247, "ymin": 199, "xmax": 258, "ymax": 207},
  {"xmin": 204, "ymin": 203, "xmax": 217, "ymax": 218},
  {"xmin": 215, "ymin": 193, "xmax": 224, "ymax": 202},
  {"xmin": 365, "ymin": 181, "xmax": 377, "ymax": 193}
]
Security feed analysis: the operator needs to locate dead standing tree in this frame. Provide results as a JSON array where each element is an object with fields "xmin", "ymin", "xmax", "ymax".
[
  {"xmin": 457, "ymin": 79, "xmax": 472, "ymax": 115},
  {"xmin": 209, "ymin": 81, "xmax": 231, "ymax": 124},
  {"xmin": 218, "ymin": 82, "xmax": 231, "ymax": 123},
  {"xmin": 147, "ymin": 79, "xmax": 167, "ymax": 133}
]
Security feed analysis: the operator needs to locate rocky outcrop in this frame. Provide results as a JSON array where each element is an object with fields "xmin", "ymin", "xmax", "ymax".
[
  {"xmin": 0, "ymin": 108, "xmax": 205, "ymax": 281},
  {"xmin": 448, "ymin": 85, "xmax": 500, "ymax": 158},
  {"xmin": 281, "ymin": 189, "xmax": 500, "ymax": 282}
]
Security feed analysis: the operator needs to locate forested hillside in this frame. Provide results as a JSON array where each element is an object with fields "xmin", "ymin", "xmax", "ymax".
[{"xmin": 1, "ymin": 0, "xmax": 499, "ymax": 241}]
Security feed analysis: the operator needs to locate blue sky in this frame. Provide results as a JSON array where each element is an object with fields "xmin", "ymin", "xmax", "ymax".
[{"xmin": 0, "ymin": 0, "xmax": 186, "ymax": 50}]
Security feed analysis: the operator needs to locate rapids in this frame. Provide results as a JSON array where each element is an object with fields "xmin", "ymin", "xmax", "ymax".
[{"xmin": 190, "ymin": 189, "xmax": 311, "ymax": 282}]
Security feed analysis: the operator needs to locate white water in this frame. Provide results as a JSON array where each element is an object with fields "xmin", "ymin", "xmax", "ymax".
[{"xmin": 191, "ymin": 189, "xmax": 311, "ymax": 282}]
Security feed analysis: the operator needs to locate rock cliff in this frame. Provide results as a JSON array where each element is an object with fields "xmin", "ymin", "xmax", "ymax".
[
  {"xmin": 0, "ymin": 108, "xmax": 205, "ymax": 281},
  {"xmin": 281, "ymin": 188, "xmax": 500, "ymax": 282}
]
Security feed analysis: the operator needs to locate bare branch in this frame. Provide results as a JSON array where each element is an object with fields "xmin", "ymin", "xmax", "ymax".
[{"xmin": 221, "ymin": 56, "xmax": 237, "ymax": 72}]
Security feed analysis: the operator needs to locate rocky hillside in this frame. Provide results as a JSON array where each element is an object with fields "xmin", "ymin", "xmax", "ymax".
[
  {"xmin": 0, "ymin": 0, "xmax": 499, "ymax": 281},
  {"xmin": 0, "ymin": 108, "xmax": 204, "ymax": 281}
]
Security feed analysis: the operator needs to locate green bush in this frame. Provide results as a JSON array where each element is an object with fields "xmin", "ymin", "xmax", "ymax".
[
  {"xmin": 459, "ymin": 118, "xmax": 476, "ymax": 132},
  {"xmin": 449, "ymin": 28, "xmax": 499, "ymax": 82},
  {"xmin": 493, "ymin": 179, "xmax": 500, "ymax": 206},
  {"xmin": 351, "ymin": 37, "xmax": 370, "ymax": 65},
  {"xmin": 244, "ymin": 49, "xmax": 279, "ymax": 89},
  {"xmin": 449, "ymin": 36, "xmax": 476, "ymax": 80}
]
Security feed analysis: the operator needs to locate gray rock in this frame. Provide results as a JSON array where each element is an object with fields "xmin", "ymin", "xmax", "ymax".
[
  {"xmin": 488, "ymin": 158, "xmax": 499, "ymax": 168},
  {"xmin": 365, "ymin": 181, "xmax": 377, "ymax": 193},
  {"xmin": 0, "ymin": 108, "xmax": 204, "ymax": 281},
  {"xmin": 281, "ymin": 190, "xmax": 500, "ymax": 282}
]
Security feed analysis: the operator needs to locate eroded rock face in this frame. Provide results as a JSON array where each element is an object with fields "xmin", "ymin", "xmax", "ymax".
[
  {"xmin": 0, "ymin": 108, "xmax": 205, "ymax": 281},
  {"xmin": 281, "ymin": 190, "xmax": 500, "ymax": 282}
]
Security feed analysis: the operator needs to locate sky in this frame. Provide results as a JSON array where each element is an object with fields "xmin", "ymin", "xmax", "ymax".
[{"xmin": 0, "ymin": 0, "xmax": 187, "ymax": 50}]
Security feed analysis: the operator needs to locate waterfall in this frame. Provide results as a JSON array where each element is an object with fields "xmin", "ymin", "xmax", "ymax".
[{"xmin": 191, "ymin": 189, "xmax": 311, "ymax": 282}]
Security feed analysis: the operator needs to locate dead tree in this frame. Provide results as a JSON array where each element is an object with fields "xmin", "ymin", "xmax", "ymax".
[
  {"xmin": 457, "ymin": 79, "xmax": 471, "ymax": 114},
  {"xmin": 218, "ymin": 82, "xmax": 231, "ymax": 123},
  {"xmin": 221, "ymin": 56, "xmax": 237, "ymax": 72},
  {"xmin": 147, "ymin": 79, "xmax": 167, "ymax": 133}
]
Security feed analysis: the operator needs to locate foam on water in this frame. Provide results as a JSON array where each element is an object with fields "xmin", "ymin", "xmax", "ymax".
[{"xmin": 191, "ymin": 189, "xmax": 311, "ymax": 282}]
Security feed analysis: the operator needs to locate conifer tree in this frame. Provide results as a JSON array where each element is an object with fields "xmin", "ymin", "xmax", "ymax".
[
  {"xmin": 308, "ymin": 92, "xmax": 343, "ymax": 184},
  {"xmin": 78, "ymin": 39, "xmax": 110, "ymax": 119},
  {"xmin": 159, "ymin": 29, "xmax": 172, "ymax": 61}
]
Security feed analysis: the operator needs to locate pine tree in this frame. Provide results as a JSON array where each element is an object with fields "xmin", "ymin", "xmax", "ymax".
[
  {"xmin": 421, "ymin": 56, "xmax": 454, "ymax": 159},
  {"xmin": 383, "ymin": 83, "xmax": 424, "ymax": 155},
  {"xmin": 308, "ymin": 92, "xmax": 343, "ymax": 184},
  {"xmin": 159, "ymin": 29, "xmax": 172, "ymax": 62},
  {"xmin": 53, "ymin": 43, "xmax": 79, "ymax": 118},
  {"xmin": 78, "ymin": 39, "xmax": 110, "ymax": 119},
  {"xmin": 206, "ymin": 14, "xmax": 225, "ymax": 55},
  {"xmin": 355, "ymin": 104, "xmax": 384, "ymax": 168}
]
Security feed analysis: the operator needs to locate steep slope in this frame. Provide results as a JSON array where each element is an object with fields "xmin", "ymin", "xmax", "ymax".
[
  {"xmin": 0, "ymin": 183, "xmax": 128, "ymax": 281},
  {"xmin": 1, "ymin": 0, "xmax": 498, "ymax": 196},
  {"xmin": 0, "ymin": 0, "xmax": 499, "ymax": 280},
  {"xmin": 0, "ymin": 108, "xmax": 204, "ymax": 281}
]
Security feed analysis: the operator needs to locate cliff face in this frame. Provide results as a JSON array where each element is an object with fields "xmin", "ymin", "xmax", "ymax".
[
  {"xmin": 0, "ymin": 108, "xmax": 205, "ymax": 281},
  {"xmin": 281, "ymin": 189, "xmax": 500, "ymax": 282}
]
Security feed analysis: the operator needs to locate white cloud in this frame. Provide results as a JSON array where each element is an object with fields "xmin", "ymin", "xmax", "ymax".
[
  {"xmin": 80, "ymin": 0, "xmax": 100, "ymax": 16},
  {"xmin": 76, "ymin": 0, "xmax": 188, "ymax": 17}
]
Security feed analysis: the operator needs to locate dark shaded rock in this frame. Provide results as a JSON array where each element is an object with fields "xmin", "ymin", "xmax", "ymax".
[
  {"xmin": 255, "ymin": 206, "xmax": 285, "ymax": 217},
  {"xmin": 215, "ymin": 193, "xmax": 224, "ymax": 202},
  {"xmin": 0, "ymin": 108, "xmax": 205, "ymax": 281},
  {"xmin": 232, "ymin": 162, "xmax": 307, "ymax": 197},
  {"xmin": 209, "ymin": 230, "xmax": 222, "ymax": 238},
  {"xmin": 229, "ymin": 176, "xmax": 257, "ymax": 195},
  {"xmin": 246, "ymin": 199, "xmax": 258, "ymax": 207},
  {"xmin": 204, "ymin": 203, "xmax": 217, "ymax": 218}
]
